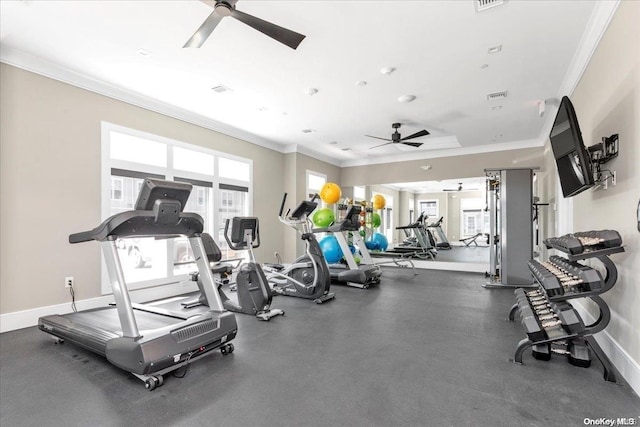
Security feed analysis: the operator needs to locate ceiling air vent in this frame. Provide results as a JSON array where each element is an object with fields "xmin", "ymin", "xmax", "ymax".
[
  {"xmin": 487, "ymin": 90, "xmax": 508, "ymax": 101},
  {"xmin": 211, "ymin": 85, "xmax": 232, "ymax": 93},
  {"xmin": 475, "ymin": 0, "xmax": 507, "ymax": 13}
]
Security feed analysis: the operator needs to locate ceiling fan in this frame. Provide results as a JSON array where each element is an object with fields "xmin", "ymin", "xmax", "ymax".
[
  {"xmin": 183, "ymin": 0, "xmax": 306, "ymax": 50},
  {"xmin": 366, "ymin": 123, "xmax": 430, "ymax": 149},
  {"xmin": 443, "ymin": 182, "xmax": 479, "ymax": 192}
]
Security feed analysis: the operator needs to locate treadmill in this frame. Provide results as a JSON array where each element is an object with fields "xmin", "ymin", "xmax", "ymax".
[
  {"xmin": 39, "ymin": 179, "xmax": 238, "ymax": 390},
  {"xmin": 426, "ymin": 216, "xmax": 452, "ymax": 250},
  {"xmin": 319, "ymin": 205, "xmax": 382, "ymax": 288}
]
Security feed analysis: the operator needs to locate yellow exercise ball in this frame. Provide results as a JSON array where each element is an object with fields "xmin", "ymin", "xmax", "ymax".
[
  {"xmin": 371, "ymin": 194, "xmax": 386, "ymax": 210},
  {"xmin": 320, "ymin": 182, "xmax": 342, "ymax": 204}
]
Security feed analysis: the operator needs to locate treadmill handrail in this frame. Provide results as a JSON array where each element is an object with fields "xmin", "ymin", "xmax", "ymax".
[{"xmin": 69, "ymin": 211, "xmax": 204, "ymax": 243}]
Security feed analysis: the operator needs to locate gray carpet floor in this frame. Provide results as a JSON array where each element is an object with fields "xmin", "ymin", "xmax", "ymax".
[{"xmin": 1, "ymin": 268, "xmax": 638, "ymax": 427}]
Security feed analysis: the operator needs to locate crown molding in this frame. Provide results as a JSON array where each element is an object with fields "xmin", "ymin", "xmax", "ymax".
[
  {"xmin": 537, "ymin": 0, "xmax": 620, "ymax": 151},
  {"xmin": 340, "ymin": 138, "xmax": 544, "ymax": 168},
  {"xmin": 0, "ymin": 46, "xmax": 286, "ymax": 154},
  {"xmin": 2, "ymin": 0, "xmax": 618, "ymax": 170}
]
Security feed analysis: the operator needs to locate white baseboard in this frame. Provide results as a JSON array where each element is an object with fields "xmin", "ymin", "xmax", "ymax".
[
  {"xmin": 572, "ymin": 299, "xmax": 640, "ymax": 398},
  {"xmin": 0, "ymin": 281, "xmax": 198, "ymax": 333}
]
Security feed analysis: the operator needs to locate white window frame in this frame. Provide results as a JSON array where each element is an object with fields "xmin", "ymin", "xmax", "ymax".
[
  {"xmin": 306, "ymin": 170, "xmax": 327, "ymax": 200},
  {"xmin": 110, "ymin": 177, "xmax": 124, "ymax": 201},
  {"xmin": 419, "ymin": 199, "xmax": 439, "ymax": 219},
  {"xmin": 460, "ymin": 198, "xmax": 486, "ymax": 238},
  {"xmin": 101, "ymin": 121, "xmax": 252, "ymax": 294}
]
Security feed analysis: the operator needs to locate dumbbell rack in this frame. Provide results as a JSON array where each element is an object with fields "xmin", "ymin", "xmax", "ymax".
[{"xmin": 508, "ymin": 230, "xmax": 624, "ymax": 382}]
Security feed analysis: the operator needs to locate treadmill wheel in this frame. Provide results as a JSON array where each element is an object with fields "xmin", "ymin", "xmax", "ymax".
[
  {"xmin": 145, "ymin": 377, "xmax": 159, "ymax": 391},
  {"xmin": 220, "ymin": 343, "xmax": 234, "ymax": 355}
]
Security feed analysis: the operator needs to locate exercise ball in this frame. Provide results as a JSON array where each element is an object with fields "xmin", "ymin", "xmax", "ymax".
[
  {"xmin": 320, "ymin": 182, "xmax": 342, "ymax": 204},
  {"xmin": 371, "ymin": 212, "xmax": 381, "ymax": 228},
  {"xmin": 312, "ymin": 208, "xmax": 335, "ymax": 228},
  {"xmin": 348, "ymin": 244, "xmax": 356, "ymax": 254},
  {"xmin": 371, "ymin": 194, "xmax": 386, "ymax": 210},
  {"xmin": 371, "ymin": 233, "xmax": 389, "ymax": 251},
  {"xmin": 365, "ymin": 240, "xmax": 379, "ymax": 251},
  {"xmin": 319, "ymin": 235, "xmax": 342, "ymax": 263}
]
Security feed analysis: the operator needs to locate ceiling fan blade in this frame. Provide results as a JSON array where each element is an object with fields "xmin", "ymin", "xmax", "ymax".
[
  {"xmin": 369, "ymin": 142, "xmax": 394, "ymax": 149},
  {"xmin": 183, "ymin": 11, "xmax": 224, "ymax": 48},
  {"xmin": 400, "ymin": 129, "xmax": 430, "ymax": 141},
  {"xmin": 365, "ymin": 135, "xmax": 392, "ymax": 142},
  {"xmin": 401, "ymin": 141, "xmax": 423, "ymax": 148},
  {"xmin": 230, "ymin": 8, "xmax": 306, "ymax": 49}
]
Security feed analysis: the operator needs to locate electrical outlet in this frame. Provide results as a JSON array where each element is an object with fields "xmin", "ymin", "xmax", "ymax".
[{"xmin": 65, "ymin": 276, "xmax": 74, "ymax": 288}]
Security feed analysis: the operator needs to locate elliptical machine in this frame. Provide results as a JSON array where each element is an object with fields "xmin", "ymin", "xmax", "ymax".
[
  {"xmin": 265, "ymin": 194, "xmax": 335, "ymax": 304},
  {"xmin": 183, "ymin": 219, "xmax": 284, "ymax": 321}
]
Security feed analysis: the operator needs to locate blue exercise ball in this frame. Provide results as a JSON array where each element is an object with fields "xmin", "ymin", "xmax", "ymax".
[
  {"xmin": 365, "ymin": 240, "xmax": 379, "ymax": 251},
  {"xmin": 319, "ymin": 235, "xmax": 343, "ymax": 263},
  {"xmin": 371, "ymin": 233, "xmax": 388, "ymax": 251}
]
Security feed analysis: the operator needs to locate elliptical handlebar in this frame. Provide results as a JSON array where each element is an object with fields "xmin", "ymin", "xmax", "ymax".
[
  {"xmin": 223, "ymin": 218, "xmax": 260, "ymax": 251},
  {"xmin": 278, "ymin": 193, "xmax": 288, "ymax": 217},
  {"xmin": 277, "ymin": 193, "xmax": 318, "ymax": 234}
]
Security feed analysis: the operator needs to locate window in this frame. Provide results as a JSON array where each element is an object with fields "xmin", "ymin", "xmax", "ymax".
[
  {"xmin": 219, "ymin": 157, "xmax": 251, "ymax": 181},
  {"xmin": 101, "ymin": 122, "xmax": 252, "ymax": 294},
  {"xmin": 306, "ymin": 170, "xmax": 326, "ymax": 199},
  {"xmin": 463, "ymin": 210, "xmax": 483, "ymax": 236},
  {"xmin": 110, "ymin": 177, "xmax": 124, "ymax": 201},
  {"xmin": 460, "ymin": 198, "xmax": 487, "ymax": 238},
  {"xmin": 218, "ymin": 184, "xmax": 250, "ymax": 259},
  {"xmin": 353, "ymin": 186, "xmax": 366, "ymax": 202},
  {"xmin": 419, "ymin": 200, "xmax": 439, "ymax": 218}
]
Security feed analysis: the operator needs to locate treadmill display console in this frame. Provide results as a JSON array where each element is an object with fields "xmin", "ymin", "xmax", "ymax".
[{"xmin": 135, "ymin": 179, "xmax": 192, "ymax": 212}]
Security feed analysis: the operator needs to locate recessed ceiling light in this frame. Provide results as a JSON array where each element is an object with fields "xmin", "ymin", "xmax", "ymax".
[
  {"xmin": 492, "ymin": 105, "xmax": 502, "ymax": 110},
  {"xmin": 328, "ymin": 141, "xmax": 338, "ymax": 145},
  {"xmin": 480, "ymin": 64, "xmax": 489, "ymax": 69},
  {"xmin": 258, "ymin": 107, "xmax": 267, "ymax": 111},
  {"xmin": 398, "ymin": 95, "xmax": 416, "ymax": 103},
  {"xmin": 420, "ymin": 165, "xmax": 432, "ymax": 170},
  {"xmin": 341, "ymin": 147, "xmax": 351, "ymax": 151},
  {"xmin": 380, "ymin": 67, "xmax": 396, "ymax": 75},
  {"xmin": 137, "ymin": 48, "xmax": 151, "ymax": 56},
  {"xmin": 488, "ymin": 45, "xmax": 502, "ymax": 54},
  {"xmin": 304, "ymin": 88, "xmax": 318, "ymax": 96},
  {"xmin": 301, "ymin": 129, "xmax": 316, "ymax": 133},
  {"xmin": 355, "ymin": 80, "xmax": 367, "ymax": 86}
]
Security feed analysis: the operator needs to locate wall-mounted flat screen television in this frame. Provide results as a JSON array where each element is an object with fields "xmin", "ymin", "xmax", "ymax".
[{"xmin": 549, "ymin": 96, "xmax": 594, "ymax": 197}]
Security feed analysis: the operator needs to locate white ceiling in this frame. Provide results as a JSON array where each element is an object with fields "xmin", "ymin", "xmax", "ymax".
[{"xmin": 0, "ymin": 1, "xmax": 617, "ymax": 167}]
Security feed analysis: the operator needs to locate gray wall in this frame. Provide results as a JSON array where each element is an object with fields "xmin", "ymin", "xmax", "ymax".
[
  {"xmin": 558, "ymin": 1, "xmax": 640, "ymax": 369},
  {"xmin": 0, "ymin": 64, "xmax": 285, "ymax": 313},
  {"xmin": 282, "ymin": 152, "xmax": 341, "ymax": 261}
]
